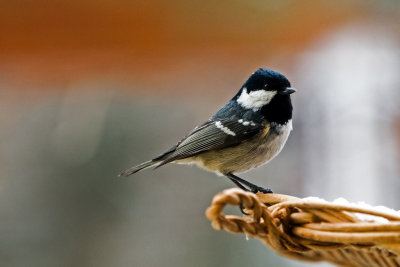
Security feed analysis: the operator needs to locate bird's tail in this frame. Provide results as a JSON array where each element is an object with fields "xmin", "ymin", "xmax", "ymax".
[{"xmin": 119, "ymin": 160, "xmax": 160, "ymax": 177}]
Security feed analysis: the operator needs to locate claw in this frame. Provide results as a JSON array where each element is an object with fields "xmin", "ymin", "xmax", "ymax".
[{"xmin": 239, "ymin": 204, "xmax": 250, "ymax": 215}]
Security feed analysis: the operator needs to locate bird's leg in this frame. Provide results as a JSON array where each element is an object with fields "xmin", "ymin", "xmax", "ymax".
[
  {"xmin": 226, "ymin": 173, "xmax": 273, "ymax": 194},
  {"xmin": 225, "ymin": 175, "xmax": 251, "ymax": 215},
  {"xmin": 226, "ymin": 175, "xmax": 249, "ymax": 191}
]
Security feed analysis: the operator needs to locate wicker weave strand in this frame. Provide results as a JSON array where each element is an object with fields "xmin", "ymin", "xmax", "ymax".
[{"xmin": 205, "ymin": 188, "xmax": 400, "ymax": 267}]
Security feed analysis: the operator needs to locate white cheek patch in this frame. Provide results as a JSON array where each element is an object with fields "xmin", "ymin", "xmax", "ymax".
[
  {"xmin": 237, "ymin": 88, "xmax": 277, "ymax": 111},
  {"xmin": 215, "ymin": 121, "xmax": 236, "ymax": 136}
]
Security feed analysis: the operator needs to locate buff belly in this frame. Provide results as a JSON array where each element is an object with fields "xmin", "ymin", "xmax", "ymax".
[{"xmin": 175, "ymin": 124, "xmax": 291, "ymax": 175}]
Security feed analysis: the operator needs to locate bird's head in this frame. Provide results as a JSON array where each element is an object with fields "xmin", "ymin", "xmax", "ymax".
[{"xmin": 234, "ymin": 68, "xmax": 296, "ymax": 112}]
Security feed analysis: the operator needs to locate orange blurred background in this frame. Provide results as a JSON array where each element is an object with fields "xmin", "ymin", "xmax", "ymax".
[
  {"xmin": 1, "ymin": 1, "xmax": 371, "ymax": 91},
  {"xmin": 1, "ymin": 1, "xmax": 400, "ymax": 266}
]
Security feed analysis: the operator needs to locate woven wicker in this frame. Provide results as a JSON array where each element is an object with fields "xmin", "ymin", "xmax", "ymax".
[{"xmin": 206, "ymin": 188, "xmax": 400, "ymax": 267}]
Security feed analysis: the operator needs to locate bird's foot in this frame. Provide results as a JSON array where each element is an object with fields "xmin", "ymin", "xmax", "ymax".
[
  {"xmin": 250, "ymin": 186, "xmax": 273, "ymax": 194},
  {"xmin": 225, "ymin": 172, "xmax": 273, "ymax": 194}
]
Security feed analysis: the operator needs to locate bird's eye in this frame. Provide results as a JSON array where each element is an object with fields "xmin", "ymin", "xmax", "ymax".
[{"xmin": 263, "ymin": 84, "xmax": 268, "ymax": 89}]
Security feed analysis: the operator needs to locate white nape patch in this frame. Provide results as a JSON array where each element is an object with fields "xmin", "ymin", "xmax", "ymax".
[
  {"xmin": 215, "ymin": 121, "xmax": 236, "ymax": 136},
  {"xmin": 237, "ymin": 88, "xmax": 277, "ymax": 111}
]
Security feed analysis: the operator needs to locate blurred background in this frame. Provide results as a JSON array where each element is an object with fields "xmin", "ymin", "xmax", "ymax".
[{"xmin": 1, "ymin": 0, "xmax": 400, "ymax": 266}]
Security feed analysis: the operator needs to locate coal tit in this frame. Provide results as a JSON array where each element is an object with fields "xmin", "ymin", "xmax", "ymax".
[{"xmin": 120, "ymin": 68, "xmax": 296, "ymax": 193}]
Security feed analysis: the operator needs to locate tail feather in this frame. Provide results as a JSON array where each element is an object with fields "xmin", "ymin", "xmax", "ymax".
[{"xmin": 119, "ymin": 160, "xmax": 160, "ymax": 177}]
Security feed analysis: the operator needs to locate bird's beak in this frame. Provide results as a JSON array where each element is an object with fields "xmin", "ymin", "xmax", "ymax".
[{"xmin": 280, "ymin": 87, "xmax": 296, "ymax": 95}]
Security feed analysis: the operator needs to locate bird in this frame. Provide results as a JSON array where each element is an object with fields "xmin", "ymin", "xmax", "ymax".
[{"xmin": 119, "ymin": 68, "xmax": 296, "ymax": 193}]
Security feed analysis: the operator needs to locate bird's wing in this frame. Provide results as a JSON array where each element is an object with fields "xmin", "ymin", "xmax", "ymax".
[{"xmin": 154, "ymin": 119, "xmax": 265, "ymax": 166}]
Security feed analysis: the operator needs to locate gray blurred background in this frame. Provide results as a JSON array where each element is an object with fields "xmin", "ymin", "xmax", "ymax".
[{"xmin": 1, "ymin": 0, "xmax": 400, "ymax": 266}]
